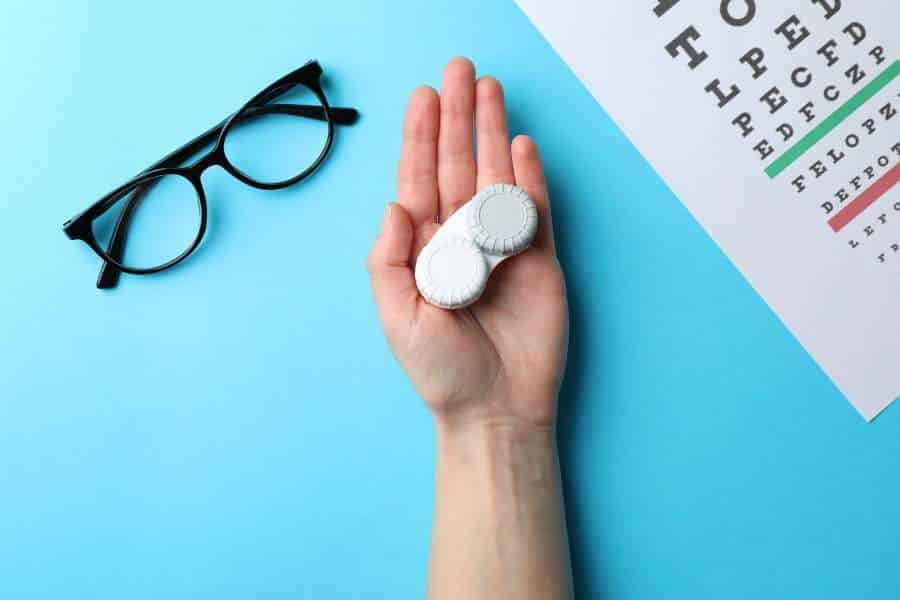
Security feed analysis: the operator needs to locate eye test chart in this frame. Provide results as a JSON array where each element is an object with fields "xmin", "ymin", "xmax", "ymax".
[{"xmin": 516, "ymin": 0, "xmax": 899, "ymax": 420}]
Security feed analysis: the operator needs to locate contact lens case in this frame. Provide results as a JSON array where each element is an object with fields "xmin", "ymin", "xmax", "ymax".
[{"xmin": 415, "ymin": 184, "xmax": 538, "ymax": 309}]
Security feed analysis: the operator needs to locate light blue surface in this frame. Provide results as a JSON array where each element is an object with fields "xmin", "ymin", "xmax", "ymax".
[{"xmin": 1, "ymin": 1, "xmax": 898, "ymax": 598}]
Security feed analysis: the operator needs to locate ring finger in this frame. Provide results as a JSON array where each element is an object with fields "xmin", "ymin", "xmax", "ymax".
[{"xmin": 475, "ymin": 76, "xmax": 515, "ymax": 189}]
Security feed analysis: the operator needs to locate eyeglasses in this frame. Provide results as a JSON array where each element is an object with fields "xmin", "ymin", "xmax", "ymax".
[{"xmin": 62, "ymin": 60, "xmax": 358, "ymax": 289}]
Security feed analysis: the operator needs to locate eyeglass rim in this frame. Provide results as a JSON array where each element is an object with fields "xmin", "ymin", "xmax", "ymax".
[
  {"xmin": 217, "ymin": 76, "xmax": 335, "ymax": 190},
  {"xmin": 83, "ymin": 168, "xmax": 208, "ymax": 275}
]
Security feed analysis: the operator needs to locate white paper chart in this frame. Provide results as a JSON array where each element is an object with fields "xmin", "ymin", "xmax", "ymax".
[{"xmin": 516, "ymin": 0, "xmax": 899, "ymax": 420}]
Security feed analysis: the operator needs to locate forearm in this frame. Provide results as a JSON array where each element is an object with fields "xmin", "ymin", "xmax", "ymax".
[{"xmin": 427, "ymin": 415, "xmax": 573, "ymax": 600}]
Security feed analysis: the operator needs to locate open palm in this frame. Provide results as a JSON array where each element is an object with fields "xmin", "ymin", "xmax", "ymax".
[{"xmin": 368, "ymin": 58, "xmax": 568, "ymax": 430}]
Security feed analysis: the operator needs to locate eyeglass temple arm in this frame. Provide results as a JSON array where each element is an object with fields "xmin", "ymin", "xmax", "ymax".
[{"xmin": 96, "ymin": 103, "xmax": 359, "ymax": 288}]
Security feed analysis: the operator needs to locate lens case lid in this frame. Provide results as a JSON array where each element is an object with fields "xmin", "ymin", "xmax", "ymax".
[
  {"xmin": 415, "ymin": 237, "xmax": 488, "ymax": 310},
  {"xmin": 468, "ymin": 184, "xmax": 539, "ymax": 256},
  {"xmin": 415, "ymin": 184, "xmax": 539, "ymax": 310}
]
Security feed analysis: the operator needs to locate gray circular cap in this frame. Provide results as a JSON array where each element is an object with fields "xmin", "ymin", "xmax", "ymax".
[
  {"xmin": 415, "ymin": 236, "xmax": 489, "ymax": 309},
  {"xmin": 467, "ymin": 184, "xmax": 539, "ymax": 256}
]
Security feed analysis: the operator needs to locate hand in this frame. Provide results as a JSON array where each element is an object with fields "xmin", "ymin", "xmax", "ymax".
[{"xmin": 367, "ymin": 57, "xmax": 568, "ymax": 433}]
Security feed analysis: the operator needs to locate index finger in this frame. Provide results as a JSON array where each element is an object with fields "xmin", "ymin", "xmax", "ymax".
[{"xmin": 397, "ymin": 86, "xmax": 440, "ymax": 226}]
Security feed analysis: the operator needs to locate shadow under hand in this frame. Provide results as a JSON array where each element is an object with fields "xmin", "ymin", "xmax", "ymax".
[{"xmin": 551, "ymin": 176, "xmax": 610, "ymax": 600}]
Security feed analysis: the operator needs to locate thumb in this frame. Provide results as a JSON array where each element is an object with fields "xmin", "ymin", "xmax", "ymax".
[{"xmin": 367, "ymin": 202, "xmax": 418, "ymax": 326}]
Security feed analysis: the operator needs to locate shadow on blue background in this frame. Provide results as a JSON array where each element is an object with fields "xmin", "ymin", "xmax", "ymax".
[{"xmin": 1, "ymin": 1, "xmax": 897, "ymax": 599}]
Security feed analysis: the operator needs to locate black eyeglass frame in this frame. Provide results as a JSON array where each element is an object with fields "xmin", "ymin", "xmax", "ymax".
[{"xmin": 62, "ymin": 60, "xmax": 358, "ymax": 288}]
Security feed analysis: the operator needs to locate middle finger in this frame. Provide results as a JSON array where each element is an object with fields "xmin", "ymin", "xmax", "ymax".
[{"xmin": 438, "ymin": 57, "xmax": 477, "ymax": 222}]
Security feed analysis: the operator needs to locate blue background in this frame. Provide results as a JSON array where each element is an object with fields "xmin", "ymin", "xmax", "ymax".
[{"xmin": 2, "ymin": 1, "xmax": 898, "ymax": 598}]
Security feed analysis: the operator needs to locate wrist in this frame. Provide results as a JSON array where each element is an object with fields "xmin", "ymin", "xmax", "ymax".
[
  {"xmin": 429, "ymin": 387, "xmax": 559, "ymax": 439},
  {"xmin": 434, "ymin": 416, "xmax": 557, "ymax": 467}
]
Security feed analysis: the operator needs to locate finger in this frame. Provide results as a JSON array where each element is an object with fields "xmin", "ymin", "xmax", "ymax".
[
  {"xmin": 398, "ymin": 86, "xmax": 440, "ymax": 226},
  {"xmin": 475, "ymin": 77, "xmax": 515, "ymax": 188},
  {"xmin": 367, "ymin": 203, "xmax": 419, "ymax": 324},
  {"xmin": 410, "ymin": 220, "xmax": 440, "ymax": 266},
  {"xmin": 511, "ymin": 135, "xmax": 556, "ymax": 255},
  {"xmin": 438, "ymin": 57, "xmax": 476, "ymax": 222}
]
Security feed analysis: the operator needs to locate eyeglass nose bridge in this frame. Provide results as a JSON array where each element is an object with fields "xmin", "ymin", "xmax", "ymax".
[{"xmin": 188, "ymin": 147, "xmax": 226, "ymax": 178}]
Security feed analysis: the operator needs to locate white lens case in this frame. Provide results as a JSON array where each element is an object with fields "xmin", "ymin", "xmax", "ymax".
[{"xmin": 415, "ymin": 184, "xmax": 539, "ymax": 309}]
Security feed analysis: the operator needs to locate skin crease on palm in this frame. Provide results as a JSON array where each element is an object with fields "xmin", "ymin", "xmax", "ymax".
[{"xmin": 367, "ymin": 57, "xmax": 569, "ymax": 433}]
